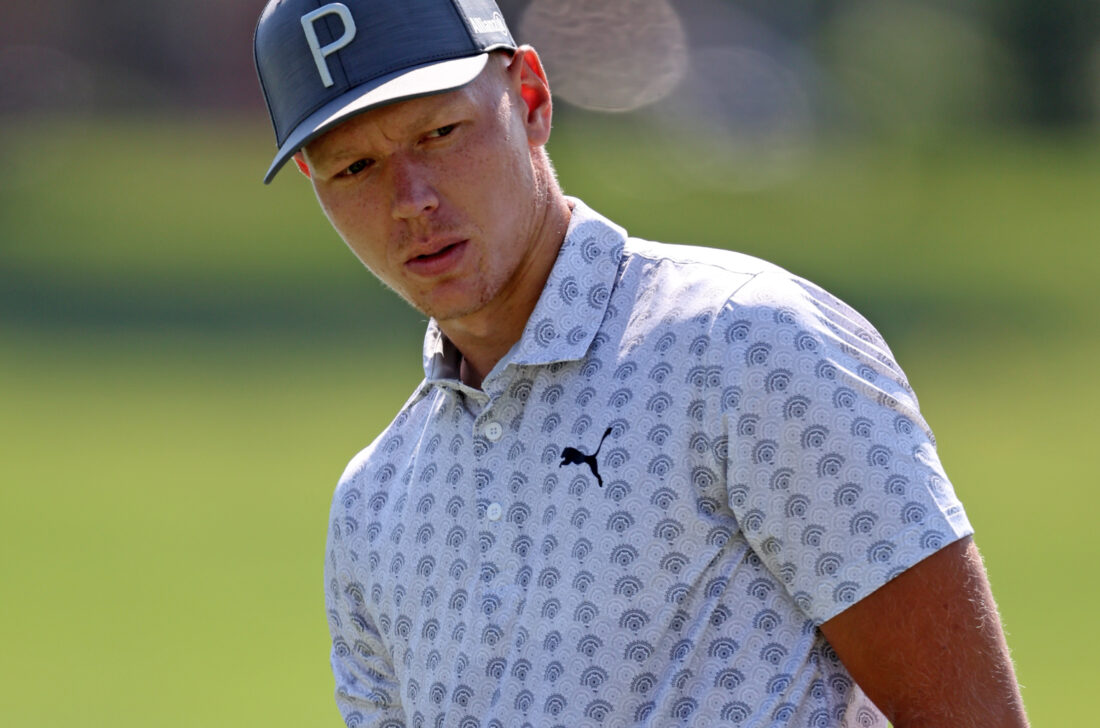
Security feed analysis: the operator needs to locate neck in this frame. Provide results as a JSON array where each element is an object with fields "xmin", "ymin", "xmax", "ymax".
[{"xmin": 442, "ymin": 190, "xmax": 572, "ymax": 389}]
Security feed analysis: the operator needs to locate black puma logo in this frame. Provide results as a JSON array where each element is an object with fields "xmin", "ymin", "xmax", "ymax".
[{"xmin": 559, "ymin": 427, "xmax": 613, "ymax": 487}]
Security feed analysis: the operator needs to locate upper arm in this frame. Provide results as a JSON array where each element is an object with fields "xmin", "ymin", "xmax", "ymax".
[
  {"xmin": 717, "ymin": 275, "xmax": 974, "ymax": 625},
  {"xmin": 326, "ymin": 485, "xmax": 406, "ymax": 725},
  {"xmin": 820, "ymin": 536, "xmax": 1029, "ymax": 727}
]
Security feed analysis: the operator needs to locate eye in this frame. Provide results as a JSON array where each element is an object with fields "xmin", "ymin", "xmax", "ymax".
[
  {"xmin": 425, "ymin": 124, "xmax": 457, "ymax": 140},
  {"xmin": 339, "ymin": 159, "xmax": 372, "ymax": 177}
]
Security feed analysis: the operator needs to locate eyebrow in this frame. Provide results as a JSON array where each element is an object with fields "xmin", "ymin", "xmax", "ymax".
[
  {"xmin": 306, "ymin": 143, "xmax": 360, "ymax": 170},
  {"xmin": 307, "ymin": 95, "xmax": 469, "ymax": 170}
]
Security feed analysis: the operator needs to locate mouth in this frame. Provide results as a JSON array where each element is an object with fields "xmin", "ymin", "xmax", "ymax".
[{"xmin": 404, "ymin": 239, "xmax": 468, "ymax": 277}]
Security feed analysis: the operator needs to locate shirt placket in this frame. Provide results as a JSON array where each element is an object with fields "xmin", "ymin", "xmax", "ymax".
[{"xmin": 466, "ymin": 377, "xmax": 535, "ymax": 716}]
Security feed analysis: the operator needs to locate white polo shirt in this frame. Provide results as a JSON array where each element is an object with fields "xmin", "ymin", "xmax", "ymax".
[{"xmin": 324, "ymin": 198, "xmax": 973, "ymax": 727}]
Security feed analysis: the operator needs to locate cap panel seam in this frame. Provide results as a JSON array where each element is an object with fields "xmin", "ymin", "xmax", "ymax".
[
  {"xmin": 254, "ymin": 28, "xmax": 278, "ymax": 139},
  {"xmin": 259, "ymin": 0, "xmax": 328, "ymax": 143},
  {"xmin": 443, "ymin": 0, "xmax": 478, "ymax": 45}
]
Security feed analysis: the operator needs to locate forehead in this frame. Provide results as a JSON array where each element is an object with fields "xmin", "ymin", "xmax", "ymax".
[
  {"xmin": 305, "ymin": 65, "xmax": 504, "ymax": 157},
  {"xmin": 303, "ymin": 92, "xmax": 452, "ymax": 159}
]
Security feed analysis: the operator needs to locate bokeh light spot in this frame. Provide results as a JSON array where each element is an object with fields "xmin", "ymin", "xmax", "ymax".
[{"xmin": 519, "ymin": 0, "xmax": 688, "ymax": 112}]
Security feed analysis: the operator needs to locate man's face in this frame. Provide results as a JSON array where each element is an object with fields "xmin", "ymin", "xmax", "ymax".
[{"xmin": 299, "ymin": 52, "xmax": 551, "ymax": 326}]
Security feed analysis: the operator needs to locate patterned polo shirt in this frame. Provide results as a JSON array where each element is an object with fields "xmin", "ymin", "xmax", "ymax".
[{"xmin": 324, "ymin": 198, "xmax": 973, "ymax": 728}]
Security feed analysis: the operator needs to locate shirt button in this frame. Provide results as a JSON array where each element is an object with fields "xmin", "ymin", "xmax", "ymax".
[
  {"xmin": 487, "ymin": 502, "xmax": 503, "ymax": 522},
  {"xmin": 484, "ymin": 421, "xmax": 504, "ymax": 442}
]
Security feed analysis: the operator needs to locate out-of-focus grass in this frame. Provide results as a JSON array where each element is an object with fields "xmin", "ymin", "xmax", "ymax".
[
  {"xmin": 1, "ymin": 328, "xmax": 1091, "ymax": 726},
  {"xmin": 1, "ymin": 117, "xmax": 1097, "ymax": 725},
  {"xmin": 3, "ymin": 117, "xmax": 1098, "ymax": 336},
  {"xmin": 548, "ymin": 116, "xmax": 1100, "ymax": 338},
  {"xmin": 899, "ymin": 332, "xmax": 1099, "ymax": 724},
  {"xmin": 0, "ymin": 329, "xmax": 423, "ymax": 726},
  {"xmin": 0, "ymin": 119, "xmax": 337, "ymax": 283}
]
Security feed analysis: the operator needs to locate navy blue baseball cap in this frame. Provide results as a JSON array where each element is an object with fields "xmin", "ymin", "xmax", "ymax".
[{"xmin": 254, "ymin": 0, "xmax": 516, "ymax": 183}]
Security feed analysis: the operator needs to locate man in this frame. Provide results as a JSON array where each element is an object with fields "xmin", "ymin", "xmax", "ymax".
[{"xmin": 254, "ymin": 1, "xmax": 1028, "ymax": 725}]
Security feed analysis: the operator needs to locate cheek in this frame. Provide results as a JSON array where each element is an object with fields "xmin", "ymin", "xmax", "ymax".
[
  {"xmin": 455, "ymin": 142, "xmax": 535, "ymax": 229},
  {"xmin": 317, "ymin": 184, "xmax": 365, "ymax": 228},
  {"xmin": 318, "ymin": 194, "xmax": 391, "ymax": 269}
]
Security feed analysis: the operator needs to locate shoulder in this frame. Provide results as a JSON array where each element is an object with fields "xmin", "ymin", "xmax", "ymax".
[
  {"xmin": 615, "ymin": 238, "xmax": 899, "ymax": 370},
  {"xmin": 719, "ymin": 269, "xmax": 915, "ymax": 405},
  {"xmin": 330, "ymin": 381, "xmax": 433, "ymax": 512},
  {"xmin": 606, "ymin": 237, "xmax": 778, "ymax": 342},
  {"xmin": 621, "ymin": 236, "xmax": 779, "ymax": 290}
]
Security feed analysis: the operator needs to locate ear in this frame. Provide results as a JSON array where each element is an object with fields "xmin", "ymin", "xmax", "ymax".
[
  {"xmin": 292, "ymin": 152, "xmax": 312, "ymax": 178},
  {"xmin": 507, "ymin": 46, "xmax": 553, "ymax": 147}
]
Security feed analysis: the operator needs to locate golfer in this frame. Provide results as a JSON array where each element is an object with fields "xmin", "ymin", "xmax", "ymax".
[{"xmin": 253, "ymin": 1, "xmax": 1028, "ymax": 725}]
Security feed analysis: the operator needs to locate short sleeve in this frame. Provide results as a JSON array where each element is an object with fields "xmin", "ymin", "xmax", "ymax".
[
  {"xmin": 719, "ymin": 271, "xmax": 973, "ymax": 624},
  {"xmin": 325, "ymin": 478, "xmax": 407, "ymax": 727}
]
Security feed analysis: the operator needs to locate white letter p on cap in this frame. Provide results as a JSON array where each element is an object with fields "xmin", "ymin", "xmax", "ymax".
[{"xmin": 301, "ymin": 3, "xmax": 357, "ymax": 88}]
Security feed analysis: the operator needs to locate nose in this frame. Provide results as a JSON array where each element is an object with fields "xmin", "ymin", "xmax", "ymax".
[{"xmin": 389, "ymin": 155, "xmax": 439, "ymax": 221}]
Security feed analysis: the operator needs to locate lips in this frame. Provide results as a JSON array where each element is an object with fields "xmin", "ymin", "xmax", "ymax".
[{"xmin": 404, "ymin": 239, "xmax": 469, "ymax": 277}]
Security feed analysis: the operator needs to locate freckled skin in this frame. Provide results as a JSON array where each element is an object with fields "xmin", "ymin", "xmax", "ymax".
[{"xmin": 297, "ymin": 49, "xmax": 569, "ymax": 386}]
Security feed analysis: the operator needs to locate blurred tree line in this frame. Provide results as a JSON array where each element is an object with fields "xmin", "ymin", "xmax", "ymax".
[
  {"xmin": 992, "ymin": 0, "xmax": 1100, "ymax": 125},
  {"xmin": 2, "ymin": 0, "xmax": 1099, "ymax": 129}
]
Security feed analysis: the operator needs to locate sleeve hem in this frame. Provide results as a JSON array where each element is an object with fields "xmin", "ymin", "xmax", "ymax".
[{"xmin": 812, "ymin": 520, "xmax": 975, "ymax": 626}]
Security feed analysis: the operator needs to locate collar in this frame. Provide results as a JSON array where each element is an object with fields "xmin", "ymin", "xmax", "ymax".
[{"xmin": 421, "ymin": 197, "xmax": 627, "ymax": 389}]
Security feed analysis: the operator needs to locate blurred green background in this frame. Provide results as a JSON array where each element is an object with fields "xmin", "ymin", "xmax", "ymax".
[{"xmin": 2, "ymin": 1, "xmax": 1098, "ymax": 725}]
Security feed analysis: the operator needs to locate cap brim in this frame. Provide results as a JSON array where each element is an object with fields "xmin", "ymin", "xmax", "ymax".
[{"xmin": 263, "ymin": 53, "xmax": 490, "ymax": 184}]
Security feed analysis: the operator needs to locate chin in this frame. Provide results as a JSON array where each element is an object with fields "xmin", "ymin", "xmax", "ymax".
[{"xmin": 417, "ymin": 289, "xmax": 496, "ymax": 323}]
